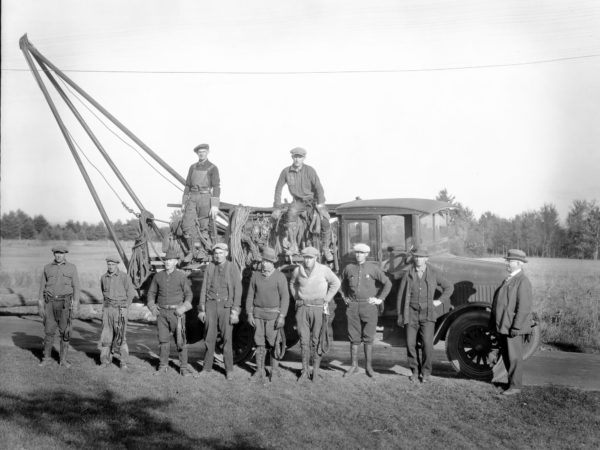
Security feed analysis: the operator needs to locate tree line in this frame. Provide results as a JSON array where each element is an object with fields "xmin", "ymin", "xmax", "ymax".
[{"xmin": 2, "ymin": 191, "xmax": 600, "ymax": 260}]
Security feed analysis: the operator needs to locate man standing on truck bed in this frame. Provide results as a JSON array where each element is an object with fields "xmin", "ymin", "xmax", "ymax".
[
  {"xmin": 38, "ymin": 245, "xmax": 80, "ymax": 368},
  {"xmin": 99, "ymin": 255, "xmax": 136, "ymax": 370},
  {"xmin": 340, "ymin": 243, "xmax": 392, "ymax": 378},
  {"xmin": 272, "ymin": 147, "xmax": 333, "ymax": 260},
  {"xmin": 181, "ymin": 143, "xmax": 220, "ymax": 257},
  {"xmin": 290, "ymin": 246, "xmax": 341, "ymax": 382},
  {"xmin": 396, "ymin": 248, "xmax": 453, "ymax": 383},
  {"xmin": 491, "ymin": 249, "xmax": 533, "ymax": 397},
  {"xmin": 198, "ymin": 243, "xmax": 242, "ymax": 380},
  {"xmin": 147, "ymin": 249, "xmax": 194, "ymax": 376}
]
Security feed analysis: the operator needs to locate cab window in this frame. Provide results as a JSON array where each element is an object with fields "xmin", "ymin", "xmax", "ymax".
[
  {"xmin": 382, "ymin": 215, "xmax": 406, "ymax": 252},
  {"xmin": 346, "ymin": 220, "xmax": 377, "ymax": 257}
]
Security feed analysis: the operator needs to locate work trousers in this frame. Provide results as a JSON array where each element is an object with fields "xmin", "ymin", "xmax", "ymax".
[
  {"xmin": 346, "ymin": 301, "xmax": 378, "ymax": 344},
  {"xmin": 286, "ymin": 199, "xmax": 331, "ymax": 234},
  {"xmin": 44, "ymin": 298, "xmax": 71, "ymax": 344},
  {"xmin": 100, "ymin": 305, "xmax": 128, "ymax": 355},
  {"xmin": 157, "ymin": 309, "xmax": 188, "ymax": 367},
  {"xmin": 296, "ymin": 304, "xmax": 323, "ymax": 350},
  {"xmin": 406, "ymin": 309, "xmax": 435, "ymax": 377},
  {"xmin": 203, "ymin": 300, "xmax": 233, "ymax": 373},
  {"xmin": 182, "ymin": 192, "xmax": 211, "ymax": 236},
  {"xmin": 500, "ymin": 334, "xmax": 524, "ymax": 389},
  {"xmin": 254, "ymin": 317, "xmax": 277, "ymax": 347}
]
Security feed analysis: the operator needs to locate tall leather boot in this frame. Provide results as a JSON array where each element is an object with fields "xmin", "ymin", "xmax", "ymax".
[
  {"xmin": 119, "ymin": 344, "xmax": 129, "ymax": 370},
  {"xmin": 154, "ymin": 342, "xmax": 170, "ymax": 374},
  {"xmin": 365, "ymin": 343, "xmax": 375, "ymax": 378},
  {"xmin": 183, "ymin": 236, "xmax": 195, "ymax": 262},
  {"xmin": 297, "ymin": 345, "xmax": 310, "ymax": 382},
  {"xmin": 100, "ymin": 346, "xmax": 111, "ymax": 368},
  {"xmin": 39, "ymin": 338, "xmax": 53, "ymax": 366},
  {"xmin": 59, "ymin": 340, "xmax": 72, "ymax": 368},
  {"xmin": 344, "ymin": 344, "xmax": 359, "ymax": 377},
  {"xmin": 251, "ymin": 346, "xmax": 266, "ymax": 383},
  {"xmin": 269, "ymin": 349, "xmax": 280, "ymax": 382}
]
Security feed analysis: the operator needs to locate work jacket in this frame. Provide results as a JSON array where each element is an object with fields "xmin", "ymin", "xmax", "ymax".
[
  {"xmin": 491, "ymin": 270, "xmax": 533, "ymax": 335},
  {"xmin": 396, "ymin": 265, "xmax": 454, "ymax": 324},
  {"xmin": 199, "ymin": 261, "xmax": 242, "ymax": 312}
]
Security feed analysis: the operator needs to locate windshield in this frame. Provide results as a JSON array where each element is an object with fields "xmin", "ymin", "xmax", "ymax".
[{"xmin": 419, "ymin": 211, "xmax": 449, "ymax": 253}]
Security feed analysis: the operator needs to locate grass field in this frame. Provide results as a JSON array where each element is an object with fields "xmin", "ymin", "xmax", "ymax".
[
  {"xmin": 0, "ymin": 345, "xmax": 599, "ymax": 449},
  {"xmin": 2, "ymin": 240, "xmax": 599, "ymax": 352}
]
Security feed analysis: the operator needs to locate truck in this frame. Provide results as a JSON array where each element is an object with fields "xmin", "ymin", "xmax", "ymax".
[{"xmin": 20, "ymin": 35, "xmax": 540, "ymax": 382}]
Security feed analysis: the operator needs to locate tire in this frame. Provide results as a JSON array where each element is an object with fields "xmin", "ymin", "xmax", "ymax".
[
  {"xmin": 231, "ymin": 321, "xmax": 254, "ymax": 364},
  {"xmin": 445, "ymin": 310, "xmax": 502, "ymax": 381}
]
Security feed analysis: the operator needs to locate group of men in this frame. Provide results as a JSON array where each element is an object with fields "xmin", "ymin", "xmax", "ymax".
[{"xmin": 37, "ymin": 143, "xmax": 533, "ymax": 395}]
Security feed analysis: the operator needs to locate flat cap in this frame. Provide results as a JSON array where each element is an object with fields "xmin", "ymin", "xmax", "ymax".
[
  {"xmin": 412, "ymin": 248, "xmax": 429, "ymax": 257},
  {"xmin": 212, "ymin": 242, "xmax": 229, "ymax": 251},
  {"xmin": 105, "ymin": 255, "xmax": 120, "ymax": 263},
  {"xmin": 290, "ymin": 147, "xmax": 307, "ymax": 157},
  {"xmin": 261, "ymin": 247, "xmax": 277, "ymax": 262},
  {"xmin": 505, "ymin": 249, "xmax": 527, "ymax": 263},
  {"xmin": 164, "ymin": 248, "xmax": 180, "ymax": 260},
  {"xmin": 353, "ymin": 243, "xmax": 370, "ymax": 253},
  {"xmin": 300, "ymin": 246, "xmax": 319, "ymax": 258},
  {"xmin": 194, "ymin": 143, "xmax": 210, "ymax": 152},
  {"xmin": 51, "ymin": 245, "xmax": 69, "ymax": 254}
]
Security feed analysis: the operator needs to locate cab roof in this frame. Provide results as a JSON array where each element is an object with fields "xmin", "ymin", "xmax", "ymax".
[{"xmin": 334, "ymin": 198, "xmax": 453, "ymax": 216}]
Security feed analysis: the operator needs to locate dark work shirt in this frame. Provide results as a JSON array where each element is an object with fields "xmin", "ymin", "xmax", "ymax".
[
  {"xmin": 274, "ymin": 164, "xmax": 325, "ymax": 207},
  {"xmin": 39, "ymin": 260, "xmax": 80, "ymax": 304},
  {"xmin": 100, "ymin": 269, "xmax": 136, "ymax": 307},
  {"xmin": 183, "ymin": 159, "xmax": 220, "ymax": 198},
  {"xmin": 341, "ymin": 261, "xmax": 392, "ymax": 301},
  {"xmin": 147, "ymin": 269, "xmax": 192, "ymax": 307}
]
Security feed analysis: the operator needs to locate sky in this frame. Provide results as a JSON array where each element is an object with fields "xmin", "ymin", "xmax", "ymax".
[{"xmin": 2, "ymin": 0, "xmax": 600, "ymax": 226}]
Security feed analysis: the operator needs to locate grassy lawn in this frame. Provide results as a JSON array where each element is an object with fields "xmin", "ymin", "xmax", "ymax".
[{"xmin": 0, "ymin": 346, "xmax": 599, "ymax": 449}]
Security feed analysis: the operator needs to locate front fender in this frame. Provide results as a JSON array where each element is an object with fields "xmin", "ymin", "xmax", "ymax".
[{"xmin": 434, "ymin": 302, "xmax": 491, "ymax": 344}]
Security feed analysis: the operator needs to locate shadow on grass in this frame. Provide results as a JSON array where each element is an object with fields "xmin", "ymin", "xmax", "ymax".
[{"xmin": 0, "ymin": 388, "xmax": 264, "ymax": 449}]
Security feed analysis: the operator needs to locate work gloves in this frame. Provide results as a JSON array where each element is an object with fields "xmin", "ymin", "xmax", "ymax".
[
  {"xmin": 271, "ymin": 208, "xmax": 283, "ymax": 220},
  {"xmin": 230, "ymin": 310, "xmax": 240, "ymax": 325},
  {"xmin": 209, "ymin": 206, "xmax": 219, "ymax": 219},
  {"xmin": 275, "ymin": 315, "xmax": 285, "ymax": 330}
]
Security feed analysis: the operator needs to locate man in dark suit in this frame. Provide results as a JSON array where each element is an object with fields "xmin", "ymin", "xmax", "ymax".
[{"xmin": 491, "ymin": 249, "xmax": 533, "ymax": 396}]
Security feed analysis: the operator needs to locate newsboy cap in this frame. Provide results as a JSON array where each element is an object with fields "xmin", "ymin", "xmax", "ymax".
[
  {"xmin": 261, "ymin": 247, "xmax": 278, "ymax": 263},
  {"xmin": 290, "ymin": 147, "xmax": 307, "ymax": 157},
  {"xmin": 505, "ymin": 249, "xmax": 527, "ymax": 263},
  {"xmin": 412, "ymin": 248, "xmax": 429, "ymax": 258},
  {"xmin": 212, "ymin": 242, "xmax": 229, "ymax": 252},
  {"xmin": 164, "ymin": 249, "xmax": 180, "ymax": 260},
  {"xmin": 105, "ymin": 255, "xmax": 120, "ymax": 263},
  {"xmin": 51, "ymin": 245, "xmax": 69, "ymax": 254},
  {"xmin": 194, "ymin": 143, "xmax": 209, "ymax": 152},
  {"xmin": 353, "ymin": 243, "xmax": 370, "ymax": 253},
  {"xmin": 301, "ymin": 246, "xmax": 319, "ymax": 258}
]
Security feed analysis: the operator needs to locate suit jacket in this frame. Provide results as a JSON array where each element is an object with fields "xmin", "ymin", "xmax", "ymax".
[
  {"xmin": 491, "ymin": 270, "xmax": 533, "ymax": 335},
  {"xmin": 396, "ymin": 265, "xmax": 454, "ymax": 324}
]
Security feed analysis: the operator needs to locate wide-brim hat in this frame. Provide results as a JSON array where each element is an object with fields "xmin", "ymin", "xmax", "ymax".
[
  {"xmin": 164, "ymin": 249, "xmax": 180, "ymax": 260},
  {"xmin": 290, "ymin": 147, "xmax": 307, "ymax": 157},
  {"xmin": 300, "ymin": 246, "xmax": 319, "ymax": 258},
  {"xmin": 412, "ymin": 248, "xmax": 429, "ymax": 258},
  {"xmin": 51, "ymin": 245, "xmax": 68, "ymax": 254},
  {"xmin": 505, "ymin": 249, "xmax": 527, "ymax": 263},
  {"xmin": 260, "ymin": 247, "xmax": 277, "ymax": 262},
  {"xmin": 194, "ymin": 143, "xmax": 209, "ymax": 152},
  {"xmin": 105, "ymin": 255, "xmax": 120, "ymax": 263}
]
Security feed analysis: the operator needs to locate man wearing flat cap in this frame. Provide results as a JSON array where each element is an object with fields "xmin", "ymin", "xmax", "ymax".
[
  {"xmin": 289, "ymin": 246, "xmax": 341, "ymax": 382},
  {"xmin": 245, "ymin": 247, "xmax": 289, "ymax": 382},
  {"xmin": 181, "ymin": 143, "xmax": 221, "ymax": 257},
  {"xmin": 198, "ymin": 242, "xmax": 242, "ymax": 380},
  {"xmin": 147, "ymin": 249, "xmax": 194, "ymax": 375},
  {"xmin": 396, "ymin": 248, "xmax": 453, "ymax": 383},
  {"xmin": 491, "ymin": 249, "xmax": 533, "ymax": 396},
  {"xmin": 341, "ymin": 243, "xmax": 392, "ymax": 378},
  {"xmin": 99, "ymin": 255, "xmax": 136, "ymax": 370},
  {"xmin": 38, "ymin": 245, "xmax": 80, "ymax": 367},
  {"xmin": 272, "ymin": 147, "xmax": 333, "ymax": 260}
]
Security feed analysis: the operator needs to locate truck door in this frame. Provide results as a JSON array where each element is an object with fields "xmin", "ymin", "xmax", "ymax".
[{"xmin": 340, "ymin": 217, "xmax": 378, "ymax": 268}]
